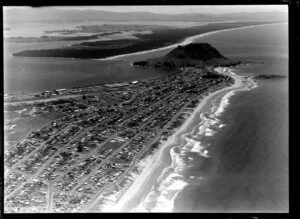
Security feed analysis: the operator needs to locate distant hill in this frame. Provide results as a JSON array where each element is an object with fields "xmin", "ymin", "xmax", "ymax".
[
  {"xmin": 13, "ymin": 22, "xmax": 271, "ymax": 59},
  {"xmin": 4, "ymin": 8, "xmax": 288, "ymax": 24},
  {"xmin": 133, "ymin": 43, "xmax": 239, "ymax": 69}
]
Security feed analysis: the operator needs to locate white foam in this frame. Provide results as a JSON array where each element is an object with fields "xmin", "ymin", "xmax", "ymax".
[
  {"xmin": 186, "ymin": 138, "xmax": 210, "ymax": 158},
  {"xmin": 205, "ymin": 127, "xmax": 215, "ymax": 137},
  {"xmin": 122, "ymin": 65, "xmax": 262, "ymax": 212},
  {"xmin": 131, "ymin": 134, "xmax": 193, "ymax": 212},
  {"xmin": 190, "ymin": 141, "xmax": 205, "ymax": 153},
  {"xmin": 214, "ymin": 90, "xmax": 236, "ymax": 117},
  {"xmin": 219, "ymin": 124, "xmax": 226, "ymax": 128},
  {"xmin": 12, "ymin": 117, "xmax": 20, "ymax": 122},
  {"xmin": 18, "ymin": 108, "xmax": 27, "ymax": 115},
  {"xmin": 166, "ymin": 179, "xmax": 188, "ymax": 191},
  {"xmin": 228, "ymin": 69, "xmax": 236, "ymax": 75},
  {"xmin": 151, "ymin": 196, "xmax": 174, "ymax": 212},
  {"xmin": 203, "ymin": 149, "xmax": 209, "ymax": 157},
  {"xmin": 135, "ymin": 176, "xmax": 188, "ymax": 212},
  {"xmin": 128, "ymin": 89, "xmax": 239, "ymax": 212},
  {"xmin": 210, "ymin": 105, "xmax": 218, "ymax": 113},
  {"xmin": 9, "ymin": 124, "xmax": 16, "ymax": 130},
  {"xmin": 170, "ymin": 147, "xmax": 186, "ymax": 172},
  {"xmin": 195, "ymin": 112, "xmax": 221, "ymax": 138},
  {"xmin": 247, "ymin": 80, "xmax": 258, "ymax": 90}
]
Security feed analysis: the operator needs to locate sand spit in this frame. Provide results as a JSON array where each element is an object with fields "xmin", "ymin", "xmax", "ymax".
[{"xmin": 97, "ymin": 23, "xmax": 285, "ymax": 61}]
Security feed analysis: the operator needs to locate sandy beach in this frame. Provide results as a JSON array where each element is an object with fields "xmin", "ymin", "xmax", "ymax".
[
  {"xmin": 99, "ymin": 23, "xmax": 281, "ymax": 61},
  {"xmin": 111, "ymin": 67, "xmax": 255, "ymax": 212}
]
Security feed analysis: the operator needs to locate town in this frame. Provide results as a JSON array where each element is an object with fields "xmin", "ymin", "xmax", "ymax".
[{"xmin": 4, "ymin": 67, "xmax": 234, "ymax": 212}]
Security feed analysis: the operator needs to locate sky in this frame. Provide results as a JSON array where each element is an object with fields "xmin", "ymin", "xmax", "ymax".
[
  {"xmin": 56, "ymin": 5, "xmax": 288, "ymax": 14},
  {"xmin": 5, "ymin": 5, "xmax": 288, "ymax": 14}
]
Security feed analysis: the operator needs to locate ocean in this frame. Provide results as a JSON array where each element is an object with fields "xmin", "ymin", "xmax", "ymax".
[
  {"xmin": 4, "ymin": 22, "xmax": 288, "ymax": 212},
  {"xmin": 4, "ymin": 22, "xmax": 279, "ymax": 95},
  {"xmin": 4, "ymin": 41, "xmax": 169, "ymax": 95},
  {"xmin": 172, "ymin": 76, "xmax": 288, "ymax": 212},
  {"xmin": 3, "ymin": 19, "xmax": 216, "ymax": 95},
  {"xmin": 181, "ymin": 23, "xmax": 289, "ymax": 212},
  {"xmin": 134, "ymin": 23, "xmax": 288, "ymax": 212}
]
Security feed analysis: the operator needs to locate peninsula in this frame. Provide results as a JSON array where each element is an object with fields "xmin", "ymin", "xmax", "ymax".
[
  {"xmin": 4, "ymin": 43, "xmax": 245, "ymax": 212},
  {"xmin": 11, "ymin": 21, "xmax": 275, "ymax": 59}
]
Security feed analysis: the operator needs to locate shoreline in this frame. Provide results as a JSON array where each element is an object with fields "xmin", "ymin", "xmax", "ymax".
[
  {"xmin": 98, "ymin": 22, "xmax": 282, "ymax": 61},
  {"xmin": 5, "ymin": 22, "xmax": 285, "ymax": 97},
  {"xmin": 113, "ymin": 67, "xmax": 255, "ymax": 212},
  {"xmin": 10, "ymin": 22, "xmax": 285, "ymax": 62}
]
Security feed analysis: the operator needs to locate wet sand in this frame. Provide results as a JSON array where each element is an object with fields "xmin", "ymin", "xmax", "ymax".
[
  {"xmin": 114, "ymin": 68, "xmax": 252, "ymax": 212},
  {"xmin": 173, "ymin": 74, "xmax": 288, "ymax": 213}
]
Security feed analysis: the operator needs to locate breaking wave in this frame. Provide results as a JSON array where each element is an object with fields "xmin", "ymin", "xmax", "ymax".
[{"xmin": 132, "ymin": 74, "xmax": 257, "ymax": 212}]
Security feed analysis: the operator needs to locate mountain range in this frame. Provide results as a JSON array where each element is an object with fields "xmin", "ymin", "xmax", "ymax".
[{"xmin": 4, "ymin": 8, "xmax": 288, "ymax": 24}]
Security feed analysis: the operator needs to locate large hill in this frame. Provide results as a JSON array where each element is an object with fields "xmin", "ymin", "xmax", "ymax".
[
  {"xmin": 133, "ymin": 43, "xmax": 239, "ymax": 69},
  {"xmin": 166, "ymin": 43, "xmax": 226, "ymax": 61}
]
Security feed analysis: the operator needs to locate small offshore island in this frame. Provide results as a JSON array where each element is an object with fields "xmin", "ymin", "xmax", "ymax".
[
  {"xmin": 4, "ymin": 43, "xmax": 255, "ymax": 212},
  {"xmin": 254, "ymin": 74, "xmax": 287, "ymax": 80}
]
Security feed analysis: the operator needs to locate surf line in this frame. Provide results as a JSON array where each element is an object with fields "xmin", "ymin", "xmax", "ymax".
[{"xmin": 129, "ymin": 68, "xmax": 258, "ymax": 212}]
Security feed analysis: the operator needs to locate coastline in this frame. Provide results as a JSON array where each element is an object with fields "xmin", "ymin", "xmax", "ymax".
[
  {"xmin": 4, "ymin": 17, "xmax": 288, "ymax": 213},
  {"xmin": 113, "ymin": 67, "xmax": 256, "ymax": 212},
  {"xmin": 96, "ymin": 22, "xmax": 286, "ymax": 61},
  {"xmin": 5, "ymin": 22, "xmax": 285, "ymax": 97},
  {"xmin": 10, "ymin": 22, "xmax": 285, "ymax": 62}
]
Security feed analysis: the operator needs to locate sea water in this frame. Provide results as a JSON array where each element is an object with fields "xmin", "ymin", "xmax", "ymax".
[
  {"xmin": 4, "ymin": 22, "xmax": 288, "ymax": 212},
  {"xmin": 133, "ymin": 23, "xmax": 288, "ymax": 212},
  {"xmin": 4, "ymin": 41, "xmax": 169, "ymax": 95},
  {"xmin": 4, "ymin": 22, "xmax": 279, "ymax": 95},
  {"xmin": 171, "ymin": 23, "xmax": 288, "ymax": 212}
]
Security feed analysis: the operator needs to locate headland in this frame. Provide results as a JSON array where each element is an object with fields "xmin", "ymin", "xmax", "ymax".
[
  {"xmin": 4, "ymin": 43, "xmax": 256, "ymax": 213},
  {"xmin": 11, "ymin": 21, "xmax": 277, "ymax": 59}
]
